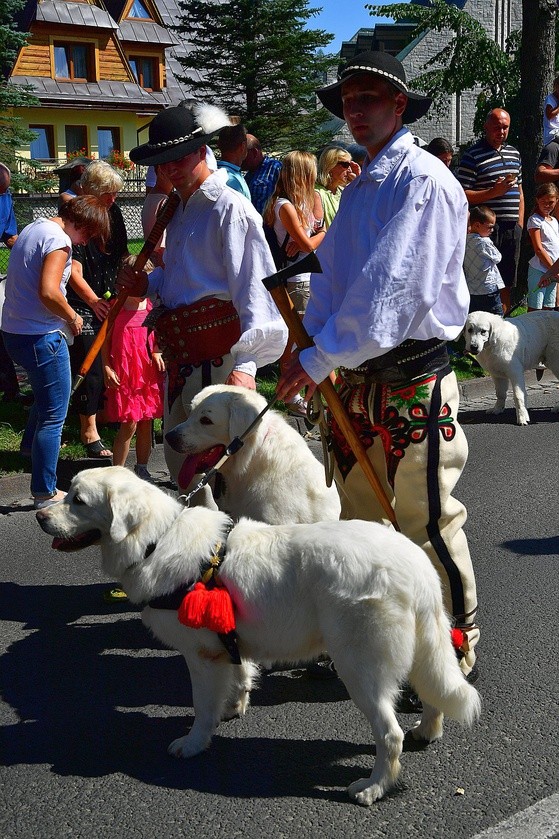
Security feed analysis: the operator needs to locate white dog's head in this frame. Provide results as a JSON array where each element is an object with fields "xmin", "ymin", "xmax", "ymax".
[
  {"xmin": 36, "ymin": 465, "xmax": 233, "ymax": 602},
  {"xmin": 165, "ymin": 385, "xmax": 270, "ymax": 488},
  {"xmin": 35, "ymin": 466, "xmax": 162, "ymax": 549},
  {"xmin": 167, "ymin": 385, "xmax": 269, "ymax": 454},
  {"xmin": 463, "ymin": 311, "xmax": 500, "ymax": 355}
]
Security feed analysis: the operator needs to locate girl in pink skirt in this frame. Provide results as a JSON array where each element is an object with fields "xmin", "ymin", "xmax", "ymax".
[{"xmin": 102, "ymin": 296, "xmax": 164, "ymax": 482}]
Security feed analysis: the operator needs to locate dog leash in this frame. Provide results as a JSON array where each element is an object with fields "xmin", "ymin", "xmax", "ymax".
[
  {"xmin": 506, "ymin": 275, "xmax": 554, "ymax": 319},
  {"xmin": 177, "ymin": 394, "xmax": 281, "ymax": 506}
]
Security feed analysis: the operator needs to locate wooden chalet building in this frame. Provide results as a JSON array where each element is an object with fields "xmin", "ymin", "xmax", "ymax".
[{"xmin": 8, "ymin": 0, "xmax": 195, "ymax": 166}]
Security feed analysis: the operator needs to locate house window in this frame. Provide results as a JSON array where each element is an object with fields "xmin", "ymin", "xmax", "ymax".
[
  {"xmin": 65, "ymin": 125, "xmax": 88, "ymax": 156},
  {"xmin": 30, "ymin": 125, "xmax": 54, "ymax": 161},
  {"xmin": 54, "ymin": 43, "xmax": 92, "ymax": 81},
  {"xmin": 129, "ymin": 55, "xmax": 159, "ymax": 90},
  {"xmin": 98, "ymin": 127, "xmax": 120, "ymax": 158},
  {"xmin": 128, "ymin": 0, "xmax": 152, "ymax": 19}
]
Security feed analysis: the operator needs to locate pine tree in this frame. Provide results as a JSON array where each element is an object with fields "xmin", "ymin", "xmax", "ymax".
[{"xmin": 174, "ymin": 0, "xmax": 337, "ymax": 152}]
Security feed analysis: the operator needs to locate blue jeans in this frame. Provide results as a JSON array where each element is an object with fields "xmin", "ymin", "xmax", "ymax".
[
  {"xmin": 469, "ymin": 291, "xmax": 503, "ymax": 316},
  {"xmin": 526, "ymin": 265, "xmax": 557, "ymax": 309},
  {"xmin": 2, "ymin": 330, "xmax": 71, "ymax": 498}
]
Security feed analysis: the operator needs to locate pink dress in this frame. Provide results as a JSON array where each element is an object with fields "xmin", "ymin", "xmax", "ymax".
[{"xmin": 105, "ymin": 303, "xmax": 163, "ymax": 423}]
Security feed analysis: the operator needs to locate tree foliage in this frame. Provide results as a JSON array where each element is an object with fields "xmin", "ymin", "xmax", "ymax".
[
  {"xmin": 174, "ymin": 0, "xmax": 338, "ymax": 152},
  {"xmin": 367, "ymin": 0, "xmax": 521, "ymax": 136},
  {"xmin": 0, "ymin": 0, "xmax": 54, "ymax": 192}
]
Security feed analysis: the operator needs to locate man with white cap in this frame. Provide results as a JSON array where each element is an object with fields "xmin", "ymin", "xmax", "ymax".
[
  {"xmin": 277, "ymin": 51, "xmax": 479, "ymax": 683},
  {"xmin": 120, "ymin": 102, "xmax": 287, "ymax": 490}
]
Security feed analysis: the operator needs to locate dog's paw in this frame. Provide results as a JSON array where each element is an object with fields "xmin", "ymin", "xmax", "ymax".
[
  {"xmin": 348, "ymin": 777, "xmax": 385, "ymax": 806},
  {"xmin": 168, "ymin": 734, "xmax": 208, "ymax": 759},
  {"xmin": 409, "ymin": 717, "xmax": 443, "ymax": 744},
  {"xmin": 516, "ymin": 414, "xmax": 530, "ymax": 426},
  {"xmin": 223, "ymin": 689, "xmax": 250, "ymax": 720}
]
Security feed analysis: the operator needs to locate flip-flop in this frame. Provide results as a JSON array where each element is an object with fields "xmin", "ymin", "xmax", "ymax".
[
  {"xmin": 103, "ymin": 587, "xmax": 128, "ymax": 603},
  {"xmin": 84, "ymin": 439, "xmax": 112, "ymax": 458}
]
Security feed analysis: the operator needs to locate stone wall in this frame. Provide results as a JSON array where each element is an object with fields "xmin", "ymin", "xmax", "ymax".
[
  {"xmin": 333, "ymin": 0, "xmax": 523, "ymax": 150},
  {"xmin": 400, "ymin": 0, "xmax": 522, "ymax": 148}
]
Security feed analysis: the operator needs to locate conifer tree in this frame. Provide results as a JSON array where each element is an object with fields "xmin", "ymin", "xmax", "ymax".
[{"xmin": 174, "ymin": 0, "xmax": 337, "ymax": 152}]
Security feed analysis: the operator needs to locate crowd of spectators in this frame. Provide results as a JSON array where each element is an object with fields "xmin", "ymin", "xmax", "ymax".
[{"xmin": 1, "ymin": 70, "xmax": 559, "ymax": 512}]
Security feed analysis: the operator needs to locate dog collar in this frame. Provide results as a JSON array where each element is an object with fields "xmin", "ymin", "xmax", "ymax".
[
  {"xmin": 144, "ymin": 525, "xmax": 232, "ymax": 609},
  {"xmin": 145, "ymin": 527, "xmax": 240, "ymax": 664},
  {"xmin": 147, "ymin": 582, "xmax": 194, "ymax": 611}
]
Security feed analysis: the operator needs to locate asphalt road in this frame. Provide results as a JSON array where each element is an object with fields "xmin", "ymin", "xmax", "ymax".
[{"xmin": 1, "ymin": 373, "xmax": 558, "ymax": 839}]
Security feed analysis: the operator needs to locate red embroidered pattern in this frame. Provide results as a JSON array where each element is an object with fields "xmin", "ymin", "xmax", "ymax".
[{"xmin": 331, "ymin": 375, "xmax": 456, "ymax": 487}]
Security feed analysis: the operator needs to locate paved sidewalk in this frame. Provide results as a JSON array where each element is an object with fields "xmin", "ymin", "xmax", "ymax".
[{"xmin": 2, "ymin": 370, "xmax": 558, "ymax": 507}]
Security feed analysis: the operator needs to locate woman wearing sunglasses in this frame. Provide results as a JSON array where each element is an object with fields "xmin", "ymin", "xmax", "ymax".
[{"xmin": 315, "ymin": 146, "xmax": 357, "ymax": 229}]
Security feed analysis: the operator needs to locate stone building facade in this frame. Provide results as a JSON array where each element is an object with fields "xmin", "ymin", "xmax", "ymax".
[{"xmin": 336, "ymin": 0, "xmax": 523, "ymax": 149}]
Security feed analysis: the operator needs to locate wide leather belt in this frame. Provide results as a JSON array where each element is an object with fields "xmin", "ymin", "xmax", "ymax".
[
  {"xmin": 340, "ymin": 338, "xmax": 449, "ymax": 386},
  {"xmin": 144, "ymin": 298, "xmax": 241, "ymax": 366}
]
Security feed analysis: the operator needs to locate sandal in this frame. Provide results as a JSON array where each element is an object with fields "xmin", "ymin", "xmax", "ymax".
[
  {"xmin": 103, "ymin": 586, "xmax": 129, "ymax": 603},
  {"xmin": 84, "ymin": 439, "xmax": 112, "ymax": 458}
]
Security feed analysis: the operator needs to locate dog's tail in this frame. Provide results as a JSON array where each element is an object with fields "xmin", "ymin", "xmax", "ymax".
[{"xmin": 409, "ymin": 598, "xmax": 481, "ymax": 726}]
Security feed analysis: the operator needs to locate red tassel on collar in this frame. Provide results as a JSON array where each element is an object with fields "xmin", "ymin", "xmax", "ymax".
[{"xmin": 178, "ymin": 582, "xmax": 236, "ymax": 634}]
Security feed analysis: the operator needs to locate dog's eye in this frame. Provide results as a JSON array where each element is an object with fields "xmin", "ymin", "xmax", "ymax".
[
  {"xmin": 73, "ymin": 495, "xmax": 85, "ymax": 505},
  {"xmin": 200, "ymin": 416, "xmax": 213, "ymax": 425}
]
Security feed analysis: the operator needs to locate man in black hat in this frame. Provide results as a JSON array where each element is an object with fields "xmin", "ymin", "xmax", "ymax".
[
  {"xmin": 277, "ymin": 51, "xmax": 479, "ymax": 680},
  {"xmin": 119, "ymin": 102, "xmax": 287, "ymax": 490}
]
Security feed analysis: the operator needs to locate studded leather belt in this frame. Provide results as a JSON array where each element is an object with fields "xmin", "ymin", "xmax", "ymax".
[{"xmin": 340, "ymin": 338, "xmax": 449, "ymax": 386}]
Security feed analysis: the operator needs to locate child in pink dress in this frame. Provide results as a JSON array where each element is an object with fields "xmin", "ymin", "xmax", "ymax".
[{"xmin": 102, "ymin": 297, "xmax": 164, "ymax": 481}]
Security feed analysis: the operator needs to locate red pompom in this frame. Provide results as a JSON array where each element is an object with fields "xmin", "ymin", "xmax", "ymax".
[
  {"xmin": 178, "ymin": 582, "xmax": 236, "ymax": 634},
  {"xmin": 203, "ymin": 585, "xmax": 236, "ymax": 633},
  {"xmin": 451, "ymin": 627, "xmax": 466, "ymax": 650},
  {"xmin": 178, "ymin": 582, "xmax": 209, "ymax": 629}
]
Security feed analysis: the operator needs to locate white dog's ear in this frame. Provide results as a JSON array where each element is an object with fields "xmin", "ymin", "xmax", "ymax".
[
  {"xmin": 107, "ymin": 488, "xmax": 151, "ymax": 543},
  {"xmin": 228, "ymin": 393, "xmax": 261, "ymax": 441}
]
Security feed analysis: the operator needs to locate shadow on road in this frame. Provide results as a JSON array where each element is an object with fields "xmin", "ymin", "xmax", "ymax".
[
  {"xmin": 501, "ymin": 535, "xmax": 559, "ymax": 555},
  {"xmin": 0, "ymin": 581, "xmax": 393, "ymax": 800},
  {"xmin": 459, "ymin": 405, "xmax": 559, "ymax": 425}
]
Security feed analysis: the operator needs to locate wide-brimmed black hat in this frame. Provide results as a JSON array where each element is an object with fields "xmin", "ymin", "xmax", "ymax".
[
  {"xmin": 53, "ymin": 156, "xmax": 92, "ymax": 173},
  {"xmin": 130, "ymin": 103, "xmax": 231, "ymax": 166},
  {"xmin": 317, "ymin": 51, "xmax": 432, "ymax": 125}
]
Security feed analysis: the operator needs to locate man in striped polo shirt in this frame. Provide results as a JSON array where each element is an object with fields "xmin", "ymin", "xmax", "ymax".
[{"xmin": 457, "ymin": 109, "xmax": 524, "ymax": 314}]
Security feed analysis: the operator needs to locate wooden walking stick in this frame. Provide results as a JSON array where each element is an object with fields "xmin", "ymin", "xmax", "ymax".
[
  {"xmin": 71, "ymin": 190, "xmax": 181, "ymax": 394},
  {"xmin": 263, "ymin": 252, "xmax": 399, "ymax": 530}
]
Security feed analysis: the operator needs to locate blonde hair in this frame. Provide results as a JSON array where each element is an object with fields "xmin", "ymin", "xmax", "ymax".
[
  {"xmin": 263, "ymin": 150, "xmax": 317, "ymax": 228},
  {"xmin": 79, "ymin": 160, "xmax": 123, "ymax": 196},
  {"xmin": 317, "ymin": 147, "xmax": 351, "ymax": 187}
]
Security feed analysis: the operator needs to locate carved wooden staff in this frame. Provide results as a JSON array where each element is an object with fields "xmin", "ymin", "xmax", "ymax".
[
  {"xmin": 71, "ymin": 190, "xmax": 181, "ymax": 395},
  {"xmin": 263, "ymin": 252, "xmax": 399, "ymax": 530}
]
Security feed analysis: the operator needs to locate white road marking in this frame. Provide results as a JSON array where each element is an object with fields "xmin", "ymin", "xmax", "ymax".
[{"xmin": 471, "ymin": 793, "xmax": 559, "ymax": 839}]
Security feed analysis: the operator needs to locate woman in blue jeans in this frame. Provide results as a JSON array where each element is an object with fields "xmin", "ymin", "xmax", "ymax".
[{"xmin": 1, "ymin": 196, "xmax": 110, "ymax": 508}]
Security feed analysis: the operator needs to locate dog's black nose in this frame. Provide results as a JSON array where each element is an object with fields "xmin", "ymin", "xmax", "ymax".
[{"xmin": 165, "ymin": 428, "xmax": 183, "ymax": 452}]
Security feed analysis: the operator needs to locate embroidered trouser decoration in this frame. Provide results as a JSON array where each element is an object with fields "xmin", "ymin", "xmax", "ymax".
[{"xmin": 331, "ymin": 366, "xmax": 479, "ymax": 674}]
